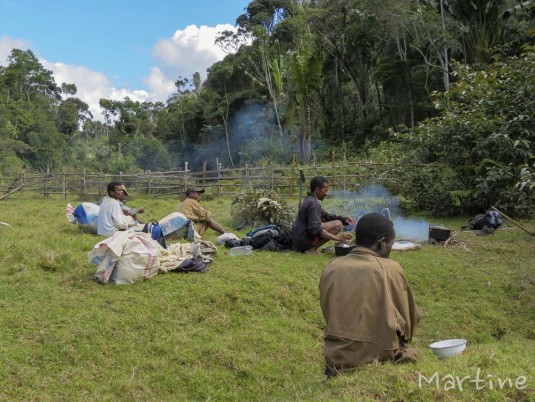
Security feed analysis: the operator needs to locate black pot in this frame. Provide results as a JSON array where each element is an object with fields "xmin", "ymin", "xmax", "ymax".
[
  {"xmin": 335, "ymin": 242, "xmax": 355, "ymax": 256},
  {"xmin": 429, "ymin": 225, "xmax": 452, "ymax": 242}
]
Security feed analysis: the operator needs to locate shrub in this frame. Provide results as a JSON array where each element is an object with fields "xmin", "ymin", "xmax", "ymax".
[
  {"xmin": 403, "ymin": 45, "xmax": 535, "ymax": 216},
  {"xmin": 231, "ymin": 188, "xmax": 295, "ymax": 226}
]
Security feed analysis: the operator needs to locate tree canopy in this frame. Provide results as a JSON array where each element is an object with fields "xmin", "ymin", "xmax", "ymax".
[{"xmin": 0, "ymin": 0, "xmax": 533, "ymax": 215}]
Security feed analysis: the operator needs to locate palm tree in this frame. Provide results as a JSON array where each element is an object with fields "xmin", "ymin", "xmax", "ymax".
[
  {"xmin": 286, "ymin": 34, "xmax": 323, "ymax": 163},
  {"xmin": 441, "ymin": 0, "xmax": 532, "ymax": 64}
]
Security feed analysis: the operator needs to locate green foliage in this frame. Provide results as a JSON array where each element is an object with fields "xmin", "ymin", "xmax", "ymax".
[
  {"xmin": 0, "ymin": 154, "xmax": 25, "ymax": 176},
  {"xmin": 104, "ymin": 153, "xmax": 137, "ymax": 174},
  {"xmin": 404, "ymin": 46, "xmax": 535, "ymax": 216},
  {"xmin": 231, "ymin": 188, "xmax": 294, "ymax": 226},
  {"xmin": 517, "ymin": 164, "xmax": 535, "ymax": 191},
  {"xmin": 239, "ymin": 135, "xmax": 293, "ymax": 165},
  {"xmin": 1, "ymin": 3, "xmax": 535, "ymax": 175},
  {"xmin": 399, "ymin": 165, "xmax": 469, "ymax": 216},
  {"xmin": 124, "ymin": 136, "xmax": 171, "ymax": 171}
]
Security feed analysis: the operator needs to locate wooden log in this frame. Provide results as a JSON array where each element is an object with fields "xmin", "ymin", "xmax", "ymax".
[
  {"xmin": 491, "ymin": 206, "xmax": 535, "ymax": 236},
  {"xmin": 0, "ymin": 186, "xmax": 22, "ymax": 201}
]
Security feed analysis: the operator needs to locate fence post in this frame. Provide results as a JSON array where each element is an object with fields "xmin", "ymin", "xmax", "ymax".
[
  {"xmin": 20, "ymin": 169, "xmax": 24, "ymax": 199},
  {"xmin": 202, "ymin": 161, "xmax": 207, "ymax": 190},
  {"xmin": 290, "ymin": 162, "xmax": 295, "ymax": 196},
  {"xmin": 45, "ymin": 165, "xmax": 50, "ymax": 197},
  {"xmin": 82, "ymin": 169, "xmax": 86, "ymax": 196},
  {"xmin": 184, "ymin": 162, "xmax": 188, "ymax": 193},
  {"xmin": 99, "ymin": 171, "xmax": 103, "ymax": 196},
  {"xmin": 62, "ymin": 167, "xmax": 66, "ymax": 200},
  {"xmin": 148, "ymin": 170, "xmax": 152, "ymax": 195},
  {"xmin": 216, "ymin": 158, "xmax": 221, "ymax": 196},
  {"xmin": 340, "ymin": 156, "xmax": 347, "ymax": 194},
  {"xmin": 245, "ymin": 163, "xmax": 249, "ymax": 186},
  {"xmin": 270, "ymin": 167, "xmax": 274, "ymax": 190},
  {"xmin": 331, "ymin": 150, "xmax": 336, "ymax": 197}
]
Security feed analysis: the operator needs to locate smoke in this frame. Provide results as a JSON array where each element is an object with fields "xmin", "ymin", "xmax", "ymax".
[
  {"xmin": 390, "ymin": 216, "xmax": 429, "ymax": 242},
  {"xmin": 327, "ymin": 184, "xmax": 429, "ymax": 241},
  {"xmin": 178, "ymin": 101, "xmax": 292, "ymax": 169}
]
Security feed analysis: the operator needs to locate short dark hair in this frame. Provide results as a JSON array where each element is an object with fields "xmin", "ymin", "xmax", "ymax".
[
  {"xmin": 355, "ymin": 213, "xmax": 395, "ymax": 247},
  {"xmin": 107, "ymin": 181, "xmax": 123, "ymax": 196},
  {"xmin": 310, "ymin": 176, "xmax": 329, "ymax": 192}
]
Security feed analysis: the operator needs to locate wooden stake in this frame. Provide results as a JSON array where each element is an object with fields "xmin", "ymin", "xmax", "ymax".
[
  {"xmin": 491, "ymin": 205, "xmax": 535, "ymax": 236},
  {"xmin": 0, "ymin": 186, "xmax": 22, "ymax": 201}
]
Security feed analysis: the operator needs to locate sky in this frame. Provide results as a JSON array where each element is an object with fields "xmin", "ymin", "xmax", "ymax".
[{"xmin": 0, "ymin": 0, "xmax": 251, "ymax": 119}]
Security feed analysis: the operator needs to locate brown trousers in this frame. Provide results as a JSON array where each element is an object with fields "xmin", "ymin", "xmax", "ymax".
[{"xmin": 324, "ymin": 336, "xmax": 418, "ymax": 376}]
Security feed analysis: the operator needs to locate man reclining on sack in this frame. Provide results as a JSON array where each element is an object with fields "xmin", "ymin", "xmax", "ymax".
[{"xmin": 175, "ymin": 187, "xmax": 228, "ymax": 236}]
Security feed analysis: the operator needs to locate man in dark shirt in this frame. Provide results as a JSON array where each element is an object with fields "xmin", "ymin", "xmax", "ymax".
[{"xmin": 292, "ymin": 176, "xmax": 356, "ymax": 254}]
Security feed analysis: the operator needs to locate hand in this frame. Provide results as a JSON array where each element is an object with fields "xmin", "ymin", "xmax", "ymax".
[
  {"xmin": 341, "ymin": 232, "xmax": 353, "ymax": 241},
  {"xmin": 346, "ymin": 217, "xmax": 357, "ymax": 224}
]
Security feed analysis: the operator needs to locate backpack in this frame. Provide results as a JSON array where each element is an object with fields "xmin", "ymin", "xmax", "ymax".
[
  {"xmin": 142, "ymin": 220, "xmax": 167, "ymax": 249},
  {"xmin": 463, "ymin": 210, "xmax": 503, "ymax": 231},
  {"xmin": 249, "ymin": 225, "xmax": 293, "ymax": 251}
]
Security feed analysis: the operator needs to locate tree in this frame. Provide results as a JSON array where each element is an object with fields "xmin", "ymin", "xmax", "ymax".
[
  {"xmin": 286, "ymin": 33, "xmax": 323, "ymax": 163},
  {"xmin": 2, "ymin": 49, "xmax": 60, "ymax": 103},
  {"xmin": 99, "ymin": 97, "xmax": 164, "ymax": 145},
  {"xmin": 438, "ymin": 0, "xmax": 531, "ymax": 64},
  {"xmin": 0, "ymin": 49, "xmax": 68, "ymax": 170},
  {"xmin": 57, "ymin": 97, "xmax": 92, "ymax": 136},
  {"xmin": 237, "ymin": 0, "xmax": 296, "ymax": 36},
  {"xmin": 405, "ymin": 45, "xmax": 535, "ymax": 216}
]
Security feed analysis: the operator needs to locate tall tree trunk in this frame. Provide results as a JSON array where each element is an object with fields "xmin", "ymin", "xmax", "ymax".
[{"xmin": 221, "ymin": 86, "xmax": 234, "ymax": 168}]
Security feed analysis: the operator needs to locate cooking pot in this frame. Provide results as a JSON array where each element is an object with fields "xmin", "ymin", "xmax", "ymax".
[
  {"xmin": 335, "ymin": 242, "xmax": 356, "ymax": 256},
  {"xmin": 429, "ymin": 225, "xmax": 452, "ymax": 242}
]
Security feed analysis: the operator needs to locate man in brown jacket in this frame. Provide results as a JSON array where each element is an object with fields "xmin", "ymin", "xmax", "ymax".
[
  {"xmin": 320, "ymin": 213, "xmax": 420, "ymax": 376},
  {"xmin": 176, "ymin": 187, "xmax": 227, "ymax": 235}
]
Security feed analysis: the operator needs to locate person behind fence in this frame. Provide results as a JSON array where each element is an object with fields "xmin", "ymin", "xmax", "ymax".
[
  {"xmin": 97, "ymin": 181, "xmax": 142, "ymax": 236},
  {"xmin": 175, "ymin": 187, "xmax": 227, "ymax": 235},
  {"xmin": 320, "ymin": 213, "xmax": 420, "ymax": 377},
  {"xmin": 291, "ymin": 176, "xmax": 356, "ymax": 254}
]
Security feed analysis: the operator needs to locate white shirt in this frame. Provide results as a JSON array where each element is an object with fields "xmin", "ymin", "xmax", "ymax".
[{"xmin": 97, "ymin": 196, "xmax": 131, "ymax": 236}]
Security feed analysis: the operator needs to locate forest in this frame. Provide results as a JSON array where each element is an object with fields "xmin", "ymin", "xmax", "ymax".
[{"xmin": 0, "ymin": 0, "xmax": 534, "ymax": 216}]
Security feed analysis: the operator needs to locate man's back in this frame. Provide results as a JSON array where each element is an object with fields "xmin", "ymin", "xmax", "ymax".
[{"xmin": 320, "ymin": 246, "xmax": 419, "ymax": 370}]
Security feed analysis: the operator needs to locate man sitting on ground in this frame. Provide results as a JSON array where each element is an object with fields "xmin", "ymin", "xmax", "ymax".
[
  {"xmin": 117, "ymin": 185, "xmax": 144, "ymax": 224},
  {"xmin": 292, "ymin": 176, "xmax": 356, "ymax": 254},
  {"xmin": 320, "ymin": 213, "xmax": 420, "ymax": 376},
  {"xmin": 176, "ymin": 187, "xmax": 227, "ymax": 236},
  {"xmin": 97, "ymin": 181, "xmax": 141, "ymax": 236}
]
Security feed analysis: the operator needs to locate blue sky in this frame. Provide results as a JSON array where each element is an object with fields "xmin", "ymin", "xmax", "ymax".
[{"xmin": 0, "ymin": 0, "xmax": 251, "ymax": 117}]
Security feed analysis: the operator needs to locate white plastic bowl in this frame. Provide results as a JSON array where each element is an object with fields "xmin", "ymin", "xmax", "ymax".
[{"xmin": 429, "ymin": 339, "xmax": 467, "ymax": 359}]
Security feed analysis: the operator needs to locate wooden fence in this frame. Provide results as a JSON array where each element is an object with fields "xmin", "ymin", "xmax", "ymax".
[{"xmin": 0, "ymin": 161, "xmax": 436, "ymax": 200}]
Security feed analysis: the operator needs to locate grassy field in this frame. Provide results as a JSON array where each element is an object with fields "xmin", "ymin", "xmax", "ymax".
[{"xmin": 0, "ymin": 195, "xmax": 534, "ymax": 401}]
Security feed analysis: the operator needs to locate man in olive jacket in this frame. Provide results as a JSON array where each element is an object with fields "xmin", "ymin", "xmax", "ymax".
[
  {"xmin": 292, "ymin": 176, "xmax": 355, "ymax": 254},
  {"xmin": 320, "ymin": 213, "xmax": 420, "ymax": 376}
]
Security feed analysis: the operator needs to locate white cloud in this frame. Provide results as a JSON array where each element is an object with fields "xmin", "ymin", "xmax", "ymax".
[
  {"xmin": 147, "ymin": 24, "xmax": 238, "ymax": 96},
  {"xmin": 43, "ymin": 60, "xmax": 152, "ymax": 120},
  {"xmin": 0, "ymin": 35, "xmax": 32, "ymax": 64},
  {"xmin": 143, "ymin": 67, "xmax": 176, "ymax": 102},
  {"xmin": 1, "ymin": 24, "xmax": 241, "ymax": 121}
]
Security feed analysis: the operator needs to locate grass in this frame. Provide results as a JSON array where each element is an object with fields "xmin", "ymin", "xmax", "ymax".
[{"xmin": 0, "ymin": 195, "xmax": 534, "ymax": 401}]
